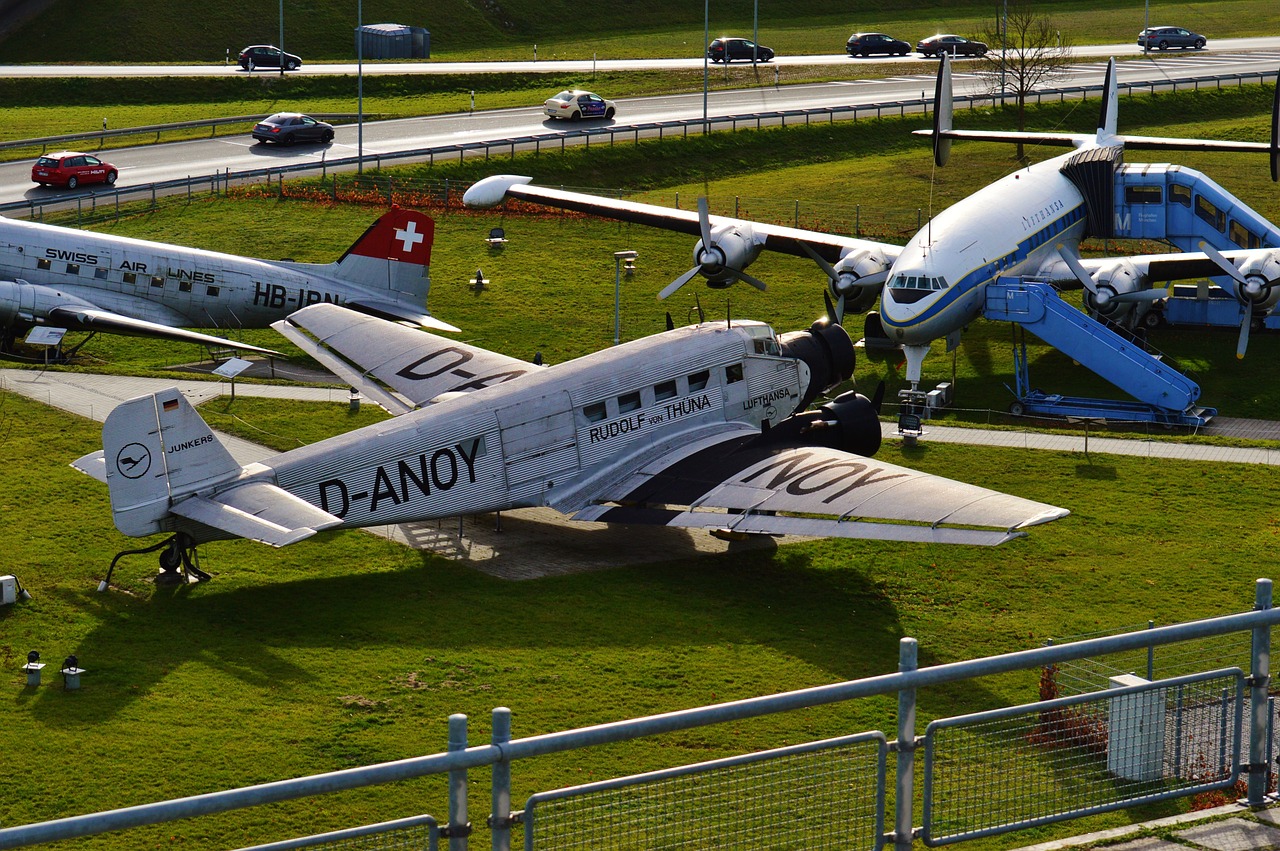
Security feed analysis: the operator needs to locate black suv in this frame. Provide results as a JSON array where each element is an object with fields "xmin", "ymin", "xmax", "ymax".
[
  {"xmin": 707, "ymin": 38, "xmax": 775, "ymax": 63},
  {"xmin": 238, "ymin": 45, "xmax": 303, "ymax": 71}
]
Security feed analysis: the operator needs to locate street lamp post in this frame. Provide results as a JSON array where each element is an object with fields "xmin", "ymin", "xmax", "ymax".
[
  {"xmin": 613, "ymin": 251, "xmax": 638, "ymax": 345},
  {"xmin": 279, "ymin": 0, "xmax": 285, "ymax": 77},
  {"xmin": 357, "ymin": 0, "xmax": 364, "ymax": 173},
  {"xmin": 702, "ymin": 0, "xmax": 709, "ymax": 131}
]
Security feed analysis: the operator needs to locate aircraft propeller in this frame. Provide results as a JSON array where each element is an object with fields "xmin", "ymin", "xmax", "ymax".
[
  {"xmin": 804, "ymin": 244, "xmax": 848, "ymax": 322},
  {"xmin": 659, "ymin": 197, "xmax": 769, "ymax": 299},
  {"xmin": 1197, "ymin": 240, "xmax": 1279, "ymax": 359},
  {"xmin": 1055, "ymin": 245, "xmax": 1168, "ymax": 312}
]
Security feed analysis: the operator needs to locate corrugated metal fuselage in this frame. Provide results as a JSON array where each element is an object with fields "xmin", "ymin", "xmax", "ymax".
[{"xmin": 265, "ymin": 321, "xmax": 809, "ymax": 530}]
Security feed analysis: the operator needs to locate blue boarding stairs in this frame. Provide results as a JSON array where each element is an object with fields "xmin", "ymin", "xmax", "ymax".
[{"xmin": 984, "ymin": 278, "xmax": 1215, "ymax": 427}]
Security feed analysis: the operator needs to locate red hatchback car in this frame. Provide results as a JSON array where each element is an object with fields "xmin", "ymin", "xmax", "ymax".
[{"xmin": 31, "ymin": 152, "xmax": 118, "ymax": 189}]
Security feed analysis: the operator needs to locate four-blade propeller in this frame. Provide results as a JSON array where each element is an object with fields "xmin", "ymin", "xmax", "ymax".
[
  {"xmin": 1198, "ymin": 240, "xmax": 1272, "ymax": 359},
  {"xmin": 659, "ymin": 197, "xmax": 768, "ymax": 299}
]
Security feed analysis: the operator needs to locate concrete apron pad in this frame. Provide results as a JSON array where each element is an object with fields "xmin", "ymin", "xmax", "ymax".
[{"xmin": 1175, "ymin": 818, "xmax": 1280, "ymax": 851}]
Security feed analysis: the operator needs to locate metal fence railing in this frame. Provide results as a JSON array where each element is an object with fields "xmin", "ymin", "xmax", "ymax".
[
  {"xmin": 0, "ymin": 579, "xmax": 1276, "ymax": 851},
  {"xmin": 3, "ymin": 66, "xmax": 1275, "ymax": 222}
]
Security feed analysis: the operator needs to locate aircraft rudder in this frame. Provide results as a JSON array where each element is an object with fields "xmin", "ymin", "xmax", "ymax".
[
  {"xmin": 101, "ymin": 389, "xmax": 239, "ymax": 537},
  {"xmin": 1097, "ymin": 58, "xmax": 1119, "ymax": 142},
  {"xmin": 932, "ymin": 55, "xmax": 953, "ymax": 166},
  {"xmin": 334, "ymin": 207, "xmax": 436, "ymax": 300}
]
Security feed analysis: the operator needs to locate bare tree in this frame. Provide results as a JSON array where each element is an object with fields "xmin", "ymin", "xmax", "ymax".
[{"xmin": 975, "ymin": 0, "xmax": 1074, "ymax": 159}]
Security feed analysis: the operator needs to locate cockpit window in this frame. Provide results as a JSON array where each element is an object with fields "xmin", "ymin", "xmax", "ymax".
[
  {"xmin": 887, "ymin": 274, "xmax": 948, "ymax": 291},
  {"xmin": 745, "ymin": 324, "xmax": 781, "ymax": 356}
]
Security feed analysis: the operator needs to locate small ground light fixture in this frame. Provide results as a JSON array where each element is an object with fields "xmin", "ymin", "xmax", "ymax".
[
  {"xmin": 22, "ymin": 651, "xmax": 45, "ymax": 687},
  {"xmin": 61, "ymin": 655, "xmax": 85, "ymax": 690}
]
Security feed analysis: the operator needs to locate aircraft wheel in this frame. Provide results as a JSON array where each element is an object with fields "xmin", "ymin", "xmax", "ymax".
[
  {"xmin": 66, "ymin": 176, "xmax": 78, "ymax": 189},
  {"xmin": 1009, "ymin": 401, "xmax": 1026, "ymax": 417},
  {"xmin": 1142, "ymin": 310, "xmax": 1162, "ymax": 329},
  {"xmin": 106, "ymin": 171, "xmax": 117, "ymax": 185},
  {"xmin": 159, "ymin": 545, "xmax": 183, "ymax": 572}
]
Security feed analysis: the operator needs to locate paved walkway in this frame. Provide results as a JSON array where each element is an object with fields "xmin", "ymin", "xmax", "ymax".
[
  {"xmin": 10, "ymin": 368, "xmax": 1280, "ymax": 468},
  {"xmin": 1015, "ymin": 802, "xmax": 1280, "ymax": 851}
]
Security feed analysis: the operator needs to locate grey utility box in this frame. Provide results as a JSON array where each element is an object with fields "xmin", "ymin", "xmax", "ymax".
[{"xmin": 357, "ymin": 24, "xmax": 430, "ymax": 59}]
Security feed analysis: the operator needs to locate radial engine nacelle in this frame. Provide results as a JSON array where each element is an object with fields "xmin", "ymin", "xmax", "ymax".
[
  {"xmin": 0, "ymin": 279, "xmax": 94, "ymax": 327},
  {"xmin": 692, "ymin": 223, "xmax": 764, "ymax": 287},
  {"xmin": 753, "ymin": 389, "xmax": 883, "ymax": 458},
  {"xmin": 830, "ymin": 248, "xmax": 893, "ymax": 314},
  {"xmin": 1081, "ymin": 258, "xmax": 1146, "ymax": 322},
  {"xmin": 1229, "ymin": 250, "xmax": 1280, "ymax": 311}
]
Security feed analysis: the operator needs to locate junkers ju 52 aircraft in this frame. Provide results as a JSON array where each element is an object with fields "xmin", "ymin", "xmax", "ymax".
[
  {"xmin": 464, "ymin": 57, "xmax": 1280, "ymax": 384},
  {"xmin": 73, "ymin": 303, "xmax": 1066, "ymax": 583},
  {"xmin": 0, "ymin": 207, "xmax": 456, "ymax": 357}
]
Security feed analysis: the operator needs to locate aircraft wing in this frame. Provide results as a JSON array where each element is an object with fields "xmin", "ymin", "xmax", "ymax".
[
  {"xmin": 462, "ymin": 175, "xmax": 902, "ymax": 267},
  {"xmin": 563, "ymin": 425, "xmax": 1068, "ymax": 545},
  {"xmin": 170, "ymin": 481, "xmax": 343, "ymax": 547},
  {"xmin": 1076, "ymin": 247, "xmax": 1278, "ymax": 283},
  {"xmin": 274, "ymin": 303, "xmax": 541, "ymax": 413},
  {"xmin": 47, "ymin": 304, "xmax": 280, "ymax": 355},
  {"xmin": 912, "ymin": 128, "xmax": 1089, "ymax": 148}
]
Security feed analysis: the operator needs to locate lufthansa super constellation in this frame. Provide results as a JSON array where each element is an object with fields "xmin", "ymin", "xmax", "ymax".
[
  {"xmin": 72, "ymin": 303, "xmax": 1066, "ymax": 583},
  {"xmin": 464, "ymin": 58, "xmax": 1280, "ymax": 384},
  {"xmin": 0, "ymin": 207, "xmax": 457, "ymax": 355}
]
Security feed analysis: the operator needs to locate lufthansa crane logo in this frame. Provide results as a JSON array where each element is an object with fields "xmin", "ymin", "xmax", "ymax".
[{"xmin": 115, "ymin": 443, "xmax": 152, "ymax": 479}]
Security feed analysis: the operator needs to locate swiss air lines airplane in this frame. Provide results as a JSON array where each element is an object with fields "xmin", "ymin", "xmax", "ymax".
[
  {"xmin": 464, "ymin": 58, "xmax": 1280, "ymax": 383},
  {"xmin": 0, "ymin": 207, "xmax": 456, "ymax": 356},
  {"xmin": 73, "ymin": 304, "xmax": 1066, "ymax": 585}
]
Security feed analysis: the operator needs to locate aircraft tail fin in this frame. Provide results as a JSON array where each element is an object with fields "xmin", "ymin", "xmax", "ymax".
[
  {"xmin": 932, "ymin": 54, "xmax": 953, "ymax": 166},
  {"xmin": 332, "ymin": 207, "xmax": 435, "ymax": 304},
  {"xmin": 101, "ymin": 388, "xmax": 240, "ymax": 538},
  {"xmin": 1096, "ymin": 58, "xmax": 1119, "ymax": 144}
]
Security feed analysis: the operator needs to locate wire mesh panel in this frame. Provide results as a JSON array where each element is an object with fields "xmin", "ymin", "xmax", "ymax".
[
  {"xmin": 922, "ymin": 670, "xmax": 1243, "ymax": 846},
  {"xmin": 522, "ymin": 733, "xmax": 886, "ymax": 851}
]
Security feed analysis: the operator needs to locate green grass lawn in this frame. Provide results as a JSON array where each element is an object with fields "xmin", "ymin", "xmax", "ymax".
[
  {"xmin": 2, "ymin": 382, "xmax": 1274, "ymax": 848},
  {"xmin": 2, "ymin": 75, "xmax": 1279, "ymax": 850}
]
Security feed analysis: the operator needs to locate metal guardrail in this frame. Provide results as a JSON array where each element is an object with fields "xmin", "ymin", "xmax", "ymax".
[
  {"xmin": 0, "ymin": 579, "xmax": 1275, "ymax": 851},
  {"xmin": 1, "ymin": 66, "xmax": 1274, "ymax": 217},
  {"xmin": 0, "ymin": 113, "xmax": 371, "ymax": 155}
]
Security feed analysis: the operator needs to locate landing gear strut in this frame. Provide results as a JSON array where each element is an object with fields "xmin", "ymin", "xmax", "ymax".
[{"xmin": 100, "ymin": 533, "xmax": 210, "ymax": 591}]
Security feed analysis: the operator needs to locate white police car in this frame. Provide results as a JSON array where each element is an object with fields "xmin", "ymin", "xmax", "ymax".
[{"xmin": 543, "ymin": 90, "xmax": 617, "ymax": 121}]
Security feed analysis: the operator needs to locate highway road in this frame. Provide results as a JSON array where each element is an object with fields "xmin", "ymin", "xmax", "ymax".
[
  {"xmin": 1, "ymin": 37, "xmax": 1277, "ymax": 76},
  {"xmin": 1, "ymin": 42, "xmax": 1278, "ymax": 206}
]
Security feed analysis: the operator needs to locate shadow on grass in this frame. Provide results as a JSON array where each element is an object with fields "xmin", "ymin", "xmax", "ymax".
[{"xmin": 27, "ymin": 539, "xmax": 1006, "ymax": 726}]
